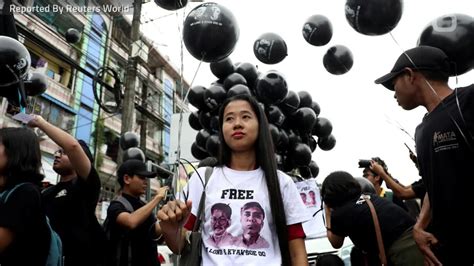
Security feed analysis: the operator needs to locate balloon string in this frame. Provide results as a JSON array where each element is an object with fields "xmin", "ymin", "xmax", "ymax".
[
  {"xmin": 388, "ymin": 32, "xmax": 472, "ymax": 151},
  {"xmin": 173, "ymin": 7, "xmax": 204, "ymax": 263}
]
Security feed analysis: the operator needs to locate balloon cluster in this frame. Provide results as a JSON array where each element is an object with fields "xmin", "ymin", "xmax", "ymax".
[
  {"xmin": 187, "ymin": 58, "xmax": 337, "ymax": 179},
  {"xmin": 0, "ymin": 36, "xmax": 47, "ymax": 108},
  {"xmin": 120, "ymin": 132, "xmax": 146, "ymax": 162}
]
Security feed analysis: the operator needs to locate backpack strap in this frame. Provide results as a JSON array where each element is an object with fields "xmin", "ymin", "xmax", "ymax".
[
  {"xmin": 115, "ymin": 195, "xmax": 134, "ymax": 213},
  {"xmin": 112, "ymin": 195, "xmax": 134, "ymax": 266},
  {"xmin": 0, "ymin": 183, "xmax": 29, "ymax": 203},
  {"xmin": 192, "ymin": 167, "xmax": 213, "ymax": 232}
]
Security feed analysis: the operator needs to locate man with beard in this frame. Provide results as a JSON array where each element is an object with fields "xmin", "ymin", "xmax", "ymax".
[
  {"xmin": 235, "ymin": 201, "xmax": 270, "ymax": 249},
  {"xmin": 28, "ymin": 115, "xmax": 106, "ymax": 266},
  {"xmin": 206, "ymin": 203, "xmax": 235, "ymax": 248}
]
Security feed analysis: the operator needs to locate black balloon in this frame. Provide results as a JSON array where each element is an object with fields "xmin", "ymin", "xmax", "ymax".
[
  {"xmin": 323, "ymin": 45, "xmax": 353, "ymax": 75},
  {"xmin": 276, "ymin": 129, "xmax": 289, "ymax": 153},
  {"xmin": 187, "ymin": 85, "xmax": 207, "ymax": 110},
  {"xmin": 188, "ymin": 111, "xmax": 202, "ymax": 131},
  {"xmin": 206, "ymin": 135, "xmax": 220, "ymax": 157},
  {"xmin": 123, "ymin": 147, "xmax": 145, "ymax": 162},
  {"xmin": 24, "ymin": 72, "xmax": 47, "ymax": 96},
  {"xmin": 291, "ymin": 143, "xmax": 312, "ymax": 167},
  {"xmin": 253, "ymin": 32, "xmax": 287, "ymax": 64},
  {"xmin": 209, "ymin": 115, "xmax": 220, "ymax": 134},
  {"xmin": 266, "ymin": 105, "xmax": 285, "ymax": 127},
  {"xmin": 120, "ymin": 131, "xmax": 139, "ymax": 150},
  {"xmin": 0, "ymin": 36, "xmax": 31, "ymax": 86},
  {"xmin": 295, "ymin": 107, "xmax": 317, "ymax": 133},
  {"xmin": 309, "ymin": 160, "xmax": 319, "ymax": 178},
  {"xmin": 298, "ymin": 91, "xmax": 312, "ymax": 108},
  {"xmin": 235, "ymin": 62, "xmax": 258, "ymax": 88},
  {"xmin": 310, "ymin": 101, "xmax": 321, "ymax": 116},
  {"xmin": 198, "ymin": 111, "xmax": 212, "ymax": 130},
  {"xmin": 302, "ymin": 15, "xmax": 333, "ymax": 46},
  {"xmin": 355, "ymin": 177, "xmax": 376, "ymax": 194},
  {"xmin": 223, "ymin": 73, "xmax": 247, "ymax": 91},
  {"xmin": 191, "ymin": 142, "xmax": 209, "ymax": 160},
  {"xmin": 308, "ymin": 136, "xmax": 317, "ymax": 152},
  {"xmin": 154, "ymin": 0, "xmax": 187, "ymax": 11},
  {"xmin": 345, "ymin": 0, "xmax": 403, "ymax": 36},
  {"xmin": 210, "ymin": 57, "xmax": 235, "ymax": 79},
  {"xmin": 278, "ymin": 90, "xmax": 300, "ymax": 115},
  {"xmin": 318, "ymin": 134, "xmax": 336, "ymax": 151},
  {"xmin": 312, "ymin": 117, "xmax": 333, "ymax": 138},
  {"xmin": 299, "ymin": 166, "xmax": 312, "ymax": 179},
  {"xmin": 281, "ymin": 156, "xmax": 296, "ymax": 172},
  {"xmin": 287, "ymin": 129, "xmax": 302, "ymax": 148},
  {"xmin": 183, "ymin": 3, "xmax": 239, "ymax": 62},
  {"xmin": 268, "ymin": 124, "xmax": 280, "ymax": 146},
  {"xmin": 204, "ymin": 84, "xmax": 227, "ymax": 111},
  {"xmin": 255, "ymin": 70, "xmax": 288, "ymax": 104},
  {"xmin": 195, "ymin": 129, "xmax": 211, "ymax": 150},
  {"xmin": 418, "ymin": 14, "xmax": 474, "ymax": 76},
  {"xmin": 65, "ymin": 28, "xmax": 81, "ymax": 44},
  {"xmin": 227, "ymin": 84, "xmax": 251, "ymax": 97}
]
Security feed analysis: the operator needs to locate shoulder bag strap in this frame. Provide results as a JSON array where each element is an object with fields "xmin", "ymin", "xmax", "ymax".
[
  {"xmin": 362, "ymin": 195, "xmax": 387, "ymax": 266},
  {"xmin": 113, "ymin": 195, "xmax": 134, "ymax": 266},
  {"xmin": 192, "ymin": 167, "xmax": 213, "ymax": 232},
  {"xmin": 116, "ymin": 195, "xmax": 134, "ymax": 213}
]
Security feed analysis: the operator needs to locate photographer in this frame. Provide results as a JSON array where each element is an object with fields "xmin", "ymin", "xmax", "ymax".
[{"xmin": 359, "ymin": 157, "xmax": 407, "ymax": 211}]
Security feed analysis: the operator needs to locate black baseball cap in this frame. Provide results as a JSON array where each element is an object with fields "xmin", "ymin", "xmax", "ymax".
[
  {"xmin": 374, "ymin": 46, "xmax": 450, "ymax": 90},
  {"xmin": 117, "ymin": 159, "xmax": 156, "ymax": 184}
]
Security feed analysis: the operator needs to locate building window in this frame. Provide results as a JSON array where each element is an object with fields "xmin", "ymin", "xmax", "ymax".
[
  {"xmin": 11, "ymin": 97, "xmax": 76, "ymax": 133},
  {"xmin": 76, "ymin": 106, "xmax": 93, "ymax": 144},
  {"xmin": 163, "ymin": 127, "xmax": 170, "ymax": 162},
  {"xmin": 164, "ymin": 79, "xmax": 173, "ymax": 97},
  {"xmin": 81, "ymin": 76, "xmax": 95, "ymax": 108}
]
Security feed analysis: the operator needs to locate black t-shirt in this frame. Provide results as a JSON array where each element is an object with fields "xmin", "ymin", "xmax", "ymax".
[
  {"xmin": 410, "ymin": 179, "xmax": 425, "ymax": 199},
  {"xmin": 0, "ymin": 183, "xmax": 50, "ymax": 266},
  {"xmin": 107, "ymin": 193, "xmax": 160, "ymax": 266},
  {"xmin": 382, "ymin": 190, "xmax": 407, "ymax": 211},
  {"xmin": 415, "ymin": 85, "xmax": 474, "ymax": 260},
  {"xmin": 331, "ymin": 194, "xmax": 415, "ymax": 256},
  {"xmin": 42, "ymin": 167, "xmax": 105, "ymax": 266}
]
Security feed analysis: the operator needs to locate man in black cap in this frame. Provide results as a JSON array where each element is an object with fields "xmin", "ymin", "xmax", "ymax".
[
  {"xmin": 28, "ymin": 114, "xmax": 106, "ymax": 266},
  {"xmin": 105, "ymin": 159, "xmax": 168, "ymax": 266},
  {"xmin": 375, "ymin": 45, "xmax": 474, "ymax": 265}
]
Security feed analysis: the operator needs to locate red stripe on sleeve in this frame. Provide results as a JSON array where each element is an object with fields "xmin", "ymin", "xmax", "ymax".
[
  {"xmin": 288, "ymin": 223, "xmax": 306, "ymax": 240},
  {"xmin": 183, "ymin": 214, "xmax": 197, "ymax": 231}
]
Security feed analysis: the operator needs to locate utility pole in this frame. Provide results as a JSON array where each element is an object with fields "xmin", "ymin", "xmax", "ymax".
[
  {"xmin": 118, "ymin": 0, "xmax": 142, "ymax": 165},
  {"xmin": 140, "ymin": 81, "xmax": 150, "ymax": 200}
]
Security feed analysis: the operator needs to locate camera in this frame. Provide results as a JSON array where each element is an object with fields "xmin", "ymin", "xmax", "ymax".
[{"xmin": 358, "ymin": 159, "xmax": 371, "ymax": 168}]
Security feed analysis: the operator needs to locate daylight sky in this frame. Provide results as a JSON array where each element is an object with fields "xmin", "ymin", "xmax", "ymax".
[{"xmin": 139, "ymin": 0, "xmax": 474, "ymax": 185}]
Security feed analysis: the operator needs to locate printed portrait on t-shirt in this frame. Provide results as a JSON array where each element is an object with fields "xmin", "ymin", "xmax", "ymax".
[
  {"xmin": 300, "ymin": 192, "xmax": 308, "ymax": 205},
  {"xmin": 206, "ymin": 203, "xmax": 236, "ymax": 248},
  {"xmin": 308, "ymin": 190, "xmax": 317, "ymax": 207},
  {"xmin": 234, "ymin": 201, "xmax": 270, "ymax": 249}
]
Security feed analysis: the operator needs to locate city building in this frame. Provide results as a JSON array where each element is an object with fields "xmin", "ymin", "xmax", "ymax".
[{"xmin": 1, "ymin": 0, "xmax": 189, "ymax": 217}]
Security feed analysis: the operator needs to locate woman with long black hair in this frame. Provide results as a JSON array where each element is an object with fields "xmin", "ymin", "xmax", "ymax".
[
  {"xmin": 159, "ymin": 94, "xmax": 310, "ymax": 265},
  {"xmin": 0, "ymin": 127, "xmax": 50, "ymax": 266}
]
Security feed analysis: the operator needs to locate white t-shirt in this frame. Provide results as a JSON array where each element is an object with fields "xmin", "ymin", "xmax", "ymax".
[
  {"xmin": 295, "ymin": 178, "xmax": 327, "ymax": 239},
  {"xmin": 182, "ymin": 166, "xmax": 311, "ymax": 266}
]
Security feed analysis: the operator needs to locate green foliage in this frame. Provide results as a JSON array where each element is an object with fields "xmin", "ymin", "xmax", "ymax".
[{"xmin": 93, "ymin": 118, "xmax": 105, "ymax": 169}]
